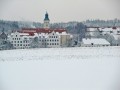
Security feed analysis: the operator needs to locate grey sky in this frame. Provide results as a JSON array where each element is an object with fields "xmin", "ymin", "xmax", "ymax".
[{"xmin": 0, "ymin": 0, "xmax": 120, "ymax": 23}]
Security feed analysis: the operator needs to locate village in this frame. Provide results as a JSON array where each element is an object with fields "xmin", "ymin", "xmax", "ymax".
[{"xmin": 0, "ymin": 12, "xmax": 120, "ymax": 50}]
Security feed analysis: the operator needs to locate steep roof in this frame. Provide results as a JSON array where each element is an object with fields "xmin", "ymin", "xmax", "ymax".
[{"xmin": 0, "ymin": 32, "xmax": 7, "ymax": 39}]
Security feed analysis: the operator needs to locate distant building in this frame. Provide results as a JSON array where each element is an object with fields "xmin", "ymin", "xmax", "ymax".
[
  {"xmin": 86, "ymin": 27, "xmax": 120, "ymax": 46},
  {"xmin": 0, "ymin": 30, "xmax": 13, "ymax": 50},
  {"xmin": 8, "ymin": 12, "xmax": 72, "ymax": 49},
  {"xmin": 0, "ymin": 30, "xmax": 7, "ymax": 49},
  {"xmin": 81, "ymin": 38, "xmax": 110, "ymax": 47},
  {"xmin": 8, "ymin": 31, "xmax": 32, "ymax": 49}
]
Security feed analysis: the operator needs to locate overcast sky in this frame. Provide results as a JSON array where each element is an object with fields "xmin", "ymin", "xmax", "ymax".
[{"xmin": 0, "ymin": 0, "xmax": 120, "ymax": 23}]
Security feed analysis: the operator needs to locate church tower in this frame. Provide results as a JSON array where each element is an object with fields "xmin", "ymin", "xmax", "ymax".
[{"xmin": 43, "ymin": 12, "xmax": 50, "ymax": 29}]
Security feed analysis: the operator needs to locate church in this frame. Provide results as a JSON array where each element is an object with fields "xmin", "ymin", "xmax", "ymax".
[{"xmin": 8, "ymin": 12, "xmax": 72, "ymax": 49}]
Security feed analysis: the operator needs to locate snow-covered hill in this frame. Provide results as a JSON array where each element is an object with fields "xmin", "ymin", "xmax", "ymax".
[{"xmin": 0, "ymin": 47, "xmax": 120, "ymax": 90}]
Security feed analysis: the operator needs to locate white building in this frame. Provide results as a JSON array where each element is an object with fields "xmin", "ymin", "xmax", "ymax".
[
  {"xmin": 8, "ymin": 32, "xmax": 32, "ymax": 49},
  {"xmin": 98, "ymin": 27, "xmax": 120, "ymax": 35},
  {"xmin": 9, "ymin": 29, "xmax": 72, "ymax": 49},
  {"xmin": 81, "ymin": 38, "xmax": 110, "ymax": 47},
  {"xmin": 37, "ymin": 31, "xmax": 61, "ymax": 48}
]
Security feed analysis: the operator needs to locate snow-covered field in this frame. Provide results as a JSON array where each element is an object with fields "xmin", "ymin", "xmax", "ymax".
[{"xmin": 0, "ymin": 47, "xmax": 120, "ymax": 90}]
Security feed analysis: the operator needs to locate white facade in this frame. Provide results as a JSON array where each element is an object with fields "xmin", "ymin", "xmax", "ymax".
[
  {"xmin": 9, "ymin": 32, "xmax": 32, "ymax": 49},
  {"xmin": 38, "ymin": 31, "xmax": 60, "ymax": 48},
  {"xmin": 8, "ymin": 31, "xmax": 72, "ymax": 49},
  {"xmin": 81, "ymin": 38, "xmax": 110, "ymax": 47}
]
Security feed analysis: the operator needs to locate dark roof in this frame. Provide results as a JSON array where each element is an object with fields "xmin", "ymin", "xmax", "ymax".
[
  {"xmin": 0, "ymin": 32, "xmax": 7, "ymax": 39},
  {"xmin": 44, "ymin": 12, "xmax": 49, "ymax": 21}
]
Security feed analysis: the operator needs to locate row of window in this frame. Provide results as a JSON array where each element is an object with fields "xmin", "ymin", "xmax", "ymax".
[
  {"xmin": 14, "ymin": 44, "xmax": 30, "ymax": 47},
  {"xmin": 12, "ymin": 38, "xmax": 29, "ymax": 40},
  {"xmin": 42, "ymin": 43, "xmax": 59, "ymax": 45},
  {"xmin": 49, "ymin": 36, "xmax": 58, "ymax": 38},
  {"xmin": 12, "ymin": 38, "xmax": 20, "ymax": 40},
  {"xmin": 39, "ymin": 36, "xmax": 58, "ymax": 38},
  {"xmin": 11, "ymin": 41, "xmax": 29, "ymax": 43},
  {"xmin": 39, "ymin": 39, "xmax": 59, "ymax": 42},
  {"xmin": 100, "ymin": 31, "xmax": 120, "ymax": 33}
]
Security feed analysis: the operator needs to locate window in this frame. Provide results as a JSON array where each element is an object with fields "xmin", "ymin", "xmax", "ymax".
[
  {"xmin": 20, "ymin": 41, "xmax": 22, "ymax": 43},
  {"xmin": 20, "ymin": 44, "xmax": 22, "ymax": 46},
  {"xmin": 13, "ymin": 38, "xmax": 14, "ymax": 40},
  {"xmin": 91, "ymin": 43, "xmax": 94, "ymax": 45},
  {"xmin": 14, "ymin": 41, "xmax": 16, "ymax": 43},
  {"xmin": 16, "ymin": 35, "xmax": 17, "ymax": 37},
  {"xmin": 18, "ymin": 41, "xmax": 19, "ymax": 43},
  {"xmin": 110, "ymin": 31, "xmax": 113, "ymax": 33}
]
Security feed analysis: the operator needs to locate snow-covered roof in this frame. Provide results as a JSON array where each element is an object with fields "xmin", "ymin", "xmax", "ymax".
[
  {"xmin": 99, "ymin": 27, "xmax": 120, "ymax": 32},
  {"xmin": 88, "ymin": 28, "xmax": 97, "ymax": 31},
  {"xmin": 19, "ymin": 33, "xmax": 29, "ymax": 36},
  {"xmin": 112, "ymin": 35, "xmax": 120, "ymax": 40},
  {"xmin": 99, "ymin": 28, "xmax": 113, "ymax": 32},
  {"xmin": 82, "ymin": 38, "xmax": 110, "ymax": 45}
]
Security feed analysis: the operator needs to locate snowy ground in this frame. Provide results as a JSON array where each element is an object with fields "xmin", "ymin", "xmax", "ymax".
[{"xmin": 0, "ymin": 47, "xmax": 120, "ymax": 90}]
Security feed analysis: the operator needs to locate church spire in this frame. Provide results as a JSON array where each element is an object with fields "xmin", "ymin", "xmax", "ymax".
[
  {"xmin": 44, "ymin": 11, "xmax": 49, "ymax": 21},
  {"xmin": 43, "ymin": 11, "xmax": 50, "ymax": 29}
]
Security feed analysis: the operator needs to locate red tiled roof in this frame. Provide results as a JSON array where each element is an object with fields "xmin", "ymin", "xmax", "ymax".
[{"xmin": 21, "ymin": 28, "xmax": 67, "ymax": 34}]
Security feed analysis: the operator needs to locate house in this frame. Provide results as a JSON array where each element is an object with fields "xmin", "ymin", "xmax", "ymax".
[
  {"xmin": 8, "ymin": 32, "xmax": 32, "ymax": 49},
  {"xmin": 0, "ymin": 30, "xmax": 8, "ymax": 50},
  {"xmin": 81, "ymin": 38, "xmax": 110, "ymax": 47}
]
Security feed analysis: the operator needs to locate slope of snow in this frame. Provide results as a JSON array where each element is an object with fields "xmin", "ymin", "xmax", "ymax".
[{"xmin": 0, "ymin": 47, "xmax": 120, "ymax": 90}]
